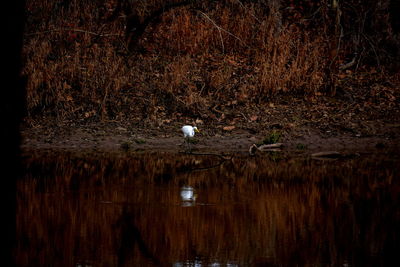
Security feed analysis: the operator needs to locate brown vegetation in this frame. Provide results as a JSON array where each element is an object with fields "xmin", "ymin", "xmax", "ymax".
[{"xmin": 22, "ymin": 0, "xmax": 400, "ymax": 127}]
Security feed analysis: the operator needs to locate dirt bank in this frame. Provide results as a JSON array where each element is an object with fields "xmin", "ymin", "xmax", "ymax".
[
  {"xmin": 20, "ymin": 118, "xmax": 400, "ymax": 157},
  {"xmin": 21, "ymin": 91, "xmax": 400, "ymax": 157}
]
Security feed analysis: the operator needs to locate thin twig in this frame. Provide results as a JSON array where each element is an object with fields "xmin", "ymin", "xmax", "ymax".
[
  {"xmin": 197, "ymin": 10, "xmax": 224, "ymax": 53},
  {"xmin": 233, "ymin": 0, "xmax": 262, "ymax": 24},
  {"xmin": 339, "ymin": 53, "xmax": 358, "ymax": 70},
  {"xmin": 25, "ymin": 28, "xmax": 120, "ymax": 37},
  {"xmin": 329, "ymin": 3, "xmax": 343, "ymax": 71},
  {"xmin": 362, "ymin": 33, "xmax": 381, "ymax": 70},
  {"xmin": 196, "ymin": 10, "xmax": 247, "ymax": 48}
]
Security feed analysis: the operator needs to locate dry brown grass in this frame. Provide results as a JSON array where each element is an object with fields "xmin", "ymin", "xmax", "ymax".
[{"xmin": 22, "ymin": 0, "xmax": 399, "ymax": 124}]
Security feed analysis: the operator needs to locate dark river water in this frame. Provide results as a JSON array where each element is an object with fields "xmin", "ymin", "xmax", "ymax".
[{"xmin": 16, "ymin": 151, "xmax": 400, "ymax": 267}]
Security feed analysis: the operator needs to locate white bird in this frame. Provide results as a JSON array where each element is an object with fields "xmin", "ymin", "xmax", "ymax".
[
  {"xmin": 181, "ymin": 125, "xmax": 199, "ymax": 151},
  {"xmin": 182, "ymin": 125, "xmax": 199, "ymax": 138}
]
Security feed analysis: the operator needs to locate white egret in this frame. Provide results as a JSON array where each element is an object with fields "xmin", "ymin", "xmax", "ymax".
[{"xmin": 181, "ymin": 125, "xmax": 199, "ymax": 151}]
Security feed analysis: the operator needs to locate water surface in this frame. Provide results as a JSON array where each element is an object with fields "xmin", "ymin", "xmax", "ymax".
[{"xmin": 17, "ymin": 151, "xmax": 400, "ymax": 266}]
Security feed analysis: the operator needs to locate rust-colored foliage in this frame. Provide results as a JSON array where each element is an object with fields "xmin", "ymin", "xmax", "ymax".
[{"xmin": 22, "ymin": 0, "xmax": 399, "ymax": 124}]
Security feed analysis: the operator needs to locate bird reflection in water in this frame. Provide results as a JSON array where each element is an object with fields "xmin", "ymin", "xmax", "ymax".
[
  {"xmin": 180, "ymin": 186, "xmax": 197, "ymax": 207},
  {"xmin": 173, "ymin": 260, "xmax": 239, "ymax": 266}
]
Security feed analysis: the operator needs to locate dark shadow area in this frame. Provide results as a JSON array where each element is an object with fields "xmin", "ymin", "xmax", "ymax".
[
  {"xmin": 1, "ymin": 1, "xmax": 26, "ymax": 266},
  {"xmin": 114, "ymin": 206, "xmax": 161, "ymax": 267}
]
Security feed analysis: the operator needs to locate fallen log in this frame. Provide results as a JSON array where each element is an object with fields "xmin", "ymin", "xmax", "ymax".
[
  {"xmin": 257, "ymin": 143, "xmax": 284, "ymax": 150},
  {"xmin": 249, "ymin": 143, "xmax": 284, "ymax": 155}
]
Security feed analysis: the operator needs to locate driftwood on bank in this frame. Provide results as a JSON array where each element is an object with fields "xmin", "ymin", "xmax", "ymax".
[{"xmin": 249, "ymin": 143, "xmax": 284, "ymax": 155}]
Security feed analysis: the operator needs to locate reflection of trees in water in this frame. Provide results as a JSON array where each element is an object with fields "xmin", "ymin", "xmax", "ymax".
[
  {"xmin": 16, "ymin": 152, "xmax": 400, "ymax": 266},
  {"xmin": 114, "ymin": 206, "xmax": 160, "ymax": 266}
]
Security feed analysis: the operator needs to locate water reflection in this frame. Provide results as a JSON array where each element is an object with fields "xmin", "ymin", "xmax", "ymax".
[
  {"xmin": 180, "ymin": 186, "xmax": 197, "ymax": 207},
  {"xmin": 173, "ymin": 260, "xmax": 238, "ymax": 267},
  {"xmin": 16, "ymin": 151, "xmax": 400, "ymax": 266}
]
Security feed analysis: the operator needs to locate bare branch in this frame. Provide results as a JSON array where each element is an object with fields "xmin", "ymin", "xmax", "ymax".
[
  {"xmin": 233, "ymin": 0, "xmax": 262, "ymax": 24},
  {"xmin": 196, "ymin": 10, "xmax": 247, "ymax": 50},
  {"xmin": 339, "ymin": 53, "xmax": 358, "ymax": 70},
  {"xmin": 25, "ymin": 28, "xmax": 120, "ymax": 37}
]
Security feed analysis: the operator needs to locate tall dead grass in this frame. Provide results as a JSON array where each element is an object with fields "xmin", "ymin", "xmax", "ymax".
[
  {"xmin": 21, "ymin": 0, "xmax": 340, "ymax": 122},
  {"xmin": 256, "ymin": 28, "xmax": 326, "ymax": 97}
]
